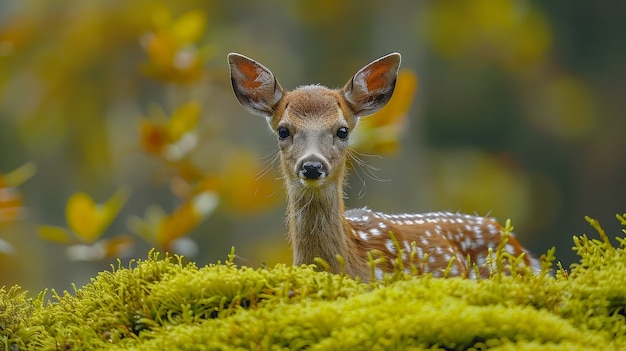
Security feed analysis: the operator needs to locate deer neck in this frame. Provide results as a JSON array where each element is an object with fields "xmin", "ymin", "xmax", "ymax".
[{"xmin": 285, "ymin": 180, "xmax": 362, "ymax": 276}]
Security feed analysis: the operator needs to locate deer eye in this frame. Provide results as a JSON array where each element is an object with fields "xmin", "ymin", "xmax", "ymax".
[
  {"xmin": 336, "ymin": 127, "xmax": 349, "ymax": 139},
  {"xmin": 277, "ymin": 126, "xmax": 290, "ymax": 140}
]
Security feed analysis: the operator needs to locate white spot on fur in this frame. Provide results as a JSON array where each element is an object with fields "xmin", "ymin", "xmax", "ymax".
[
  {"xmin": 358, "ymin": 231, "xmax": 369, "ymax": 241},
  {"xmin": 385, "ymin": 240, "xmax": 396, "ymax": 253},
  {"xmin": 506, "ymin": 243, "xmax": 517, "ymax": 254},
  {"xmin": 476, "ymin": 255, "xmax": 487, "ymax": 266},
  {"xmin": 448, "ymin": 265, "xmax": 460, "ymax": 276},
  {"xmin": 462, "ymin": 237, "xmax": 472, "ymax": 251},
  {"xmin": 403, "ymin": 240, "xmax": 411, "ymax": 253},
  {"xmin": 489, "ymin": 224, "xmax": 500, "ymax": 235}
]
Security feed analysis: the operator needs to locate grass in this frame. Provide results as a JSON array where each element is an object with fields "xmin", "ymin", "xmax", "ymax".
[{"xmin": 2, "ymin": 214, "xmax": 626, "ymax": 350}]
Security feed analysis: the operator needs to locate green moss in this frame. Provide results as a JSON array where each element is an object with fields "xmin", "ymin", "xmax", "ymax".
[
  {"xmin": 0, "ymin": 286, "xmax": 55, "ymax": 350},
  {"xmin": 2, "ymin": 215, "xmax": 626, "ymax": 350}
]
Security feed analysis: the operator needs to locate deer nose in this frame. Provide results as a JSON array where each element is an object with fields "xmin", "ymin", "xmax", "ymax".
[{"xmin": 300, "ymin": 160, "xmax": 326, "ymax": 179}]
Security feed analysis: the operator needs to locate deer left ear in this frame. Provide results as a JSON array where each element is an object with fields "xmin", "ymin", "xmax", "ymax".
[
  {"xmin": 228, "ymin": 53, "xmax": 284, "ymax": 118},
  {"xmin": 342, "ymin": 53, "xmax": 401, "ymax": 118}
]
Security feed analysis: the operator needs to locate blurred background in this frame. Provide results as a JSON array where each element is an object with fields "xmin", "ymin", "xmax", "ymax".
[{"xmin": 0, "ymin": 0, "xmax": 624, "ymax": 292}]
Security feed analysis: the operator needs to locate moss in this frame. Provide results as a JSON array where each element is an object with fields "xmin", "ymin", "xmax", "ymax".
[
  {"xmin": 2, "ymin": 216, "xmax": 626, "ymax": 350},
  {"xmin": 0, "ymin": 286, "xmax": 55, "ymax": 350}
]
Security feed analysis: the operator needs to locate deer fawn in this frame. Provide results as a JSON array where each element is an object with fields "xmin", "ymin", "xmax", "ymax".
[{"xmin": 228, "ymin": 52, "xmax": 539, "ymax": 281}]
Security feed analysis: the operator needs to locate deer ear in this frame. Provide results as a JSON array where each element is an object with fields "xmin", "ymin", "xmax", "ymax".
[
  {"xmin": 342, "ymin": 53, "xmax": 401, "ymax": 118},
  {"xmin": 228, "ymin": 53, "xmax": 284, "ymax": 118}
]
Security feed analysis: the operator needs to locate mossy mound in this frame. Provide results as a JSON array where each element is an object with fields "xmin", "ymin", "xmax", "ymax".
[{"xmin": 2, "ymin": 216, "xmax": 626, "ymax": 350}]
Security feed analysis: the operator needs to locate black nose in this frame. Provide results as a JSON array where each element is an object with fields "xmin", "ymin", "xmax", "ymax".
[{"xmin": 301, "ymin": 161, "xmax": 325, "ymax": 179}]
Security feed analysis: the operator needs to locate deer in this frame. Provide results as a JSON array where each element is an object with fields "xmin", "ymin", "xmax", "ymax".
[{"xmin": 227, "ymin": 52, "xmax": 540, "ymax": 281}]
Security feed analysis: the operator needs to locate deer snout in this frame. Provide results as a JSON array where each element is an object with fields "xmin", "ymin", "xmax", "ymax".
[
  {"xmin": 302, "ymin": 161, "xmax": 325, "ymax": 179},
  {"xmin": 297, "ymin": 157, "xmax": 328, "ymax": 181}
]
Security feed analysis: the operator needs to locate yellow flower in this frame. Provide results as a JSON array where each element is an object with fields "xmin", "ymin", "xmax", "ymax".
[
  {"xmin": 139, "ymin": 120, "xmax": 169, "ymax": 156},
  {"xmin": 39, "ymin": 188, "xmax": 131, "ymax": 261},
  {"xmin": 66, "ymin": 189, "xmax": 128, "ymax": 243},
  {"xmin": 168, "ymin": 101, "xmax": 200, "ymax": 141},
  {"xmin": 140, "ymin": 7, "xmax": 212, "ymax": 83},
  {"xmin": 139, "ymin": 102, "xmax": 201, "ymax": 161},
  {"xmin": 0, "ymin": 163, "xmax": 36, "ymax": 223},
  {"xmin": 0, "ymin": 182, "xmax": 24, "ymax": 223},
  {"xmin": 128, "ymin": 191, "xmax": 219, "ymax": 250},
  {"xmin": 39, "ymin": 188, "xmax": 128, "ymax": 245}
]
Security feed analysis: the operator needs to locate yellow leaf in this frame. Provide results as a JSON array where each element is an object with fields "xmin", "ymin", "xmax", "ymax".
[
  {"xmin": 170, "ymin": 10, "xmax": 206, "ymax": 44},
  {"xmin": 100, "ymin": 188, "xmax": 130, "ymax": 231},
  {"xmin": 38, "ymin": 225, "xmax": 73, "ymax": 244},
  {"xmin": 158, "ymin": 191, "xmax": 218, "ymax": 249},
  {"xmin": 66, "ymin": 189, "xmax": 128, "ymax": 244},
  {"xmin": 3, "ymin": 162, "xmax": 37, "ymax": 188},
  {"xmin": 168, "ymin": 101, "xmax": 200, "ymax": 141},
  {"xmin": 158, "ymin": 201, "xmax": 198, "ymax": 249},
  {"xmin": 127, "ymin": 206, "xmax": 165, "ymax": 245},
  {"xmin": 66, "ymin": 192, "xmax": 101, "ymax": 243},
  {"xmin": 143, "ymin": 31, "xmax": 177, "ymax": 68}
]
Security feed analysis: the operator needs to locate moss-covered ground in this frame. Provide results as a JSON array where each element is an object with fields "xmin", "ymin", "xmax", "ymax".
[{"xmin": 2, "ymin": 215, "xmax": 626, "ymax": 350}]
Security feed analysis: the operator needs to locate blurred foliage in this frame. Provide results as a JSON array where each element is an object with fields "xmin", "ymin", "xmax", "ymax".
[
  {"xmin": 38, "ymin": 189, "xmax": 133, "ymax": 261},
  {"xmin": 140, "ymin": 7, "xmax": 214, "ymax": 84},
  {"xmin": 426, "ymin": 0, "xmax": 551, "ymax": 71},
  {"xmin": 0, "ymin": 163, "xmax": 36, "ymax": 254},
  {"xmin": 0, "ymin": 0, "xmax": 624, "ymax": 292}
]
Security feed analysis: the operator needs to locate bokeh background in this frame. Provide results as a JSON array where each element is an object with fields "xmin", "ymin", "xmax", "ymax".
[{"xmin": 1, "ymin": 0, "xmax": 624, "ymax": 292}]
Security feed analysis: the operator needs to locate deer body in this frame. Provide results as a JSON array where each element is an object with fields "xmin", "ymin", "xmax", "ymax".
[{"xmin": 228, "ymin": 52, "xmax": 538, "ymax": 280}]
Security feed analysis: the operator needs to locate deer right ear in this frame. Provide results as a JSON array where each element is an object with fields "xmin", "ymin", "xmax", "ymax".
[
  {"xmin": 342, "ymin": 53, "xmax": 401, "ymax": 118},
  {"xmin": 228, "ymin": 53, "xmax": 284, "ymax": 118}
]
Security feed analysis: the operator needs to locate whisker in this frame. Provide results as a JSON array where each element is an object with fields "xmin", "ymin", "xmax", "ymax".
[
  {"xmin": 255, "ymin": 150, "xmax": 280, "ymax": 181},
  {"xmin": 347, "ymin": 153, "xmax": 368, "ymax": 199},
  {"xmin": 259, "ymin": 145, "xmax": 280, "ymax": 164},
  {"xmin": 251, "ymin": 149, "xmax": 282, "ymax": 200},
  {"xmin": 348, "ymin": 149, "xmax": 389, "ymax": 183}
]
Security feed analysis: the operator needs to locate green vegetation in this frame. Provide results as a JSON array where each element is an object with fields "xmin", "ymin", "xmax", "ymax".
[{"xmin": 2, "ymin": 215, "xmax": 626, "ymax": 350}]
